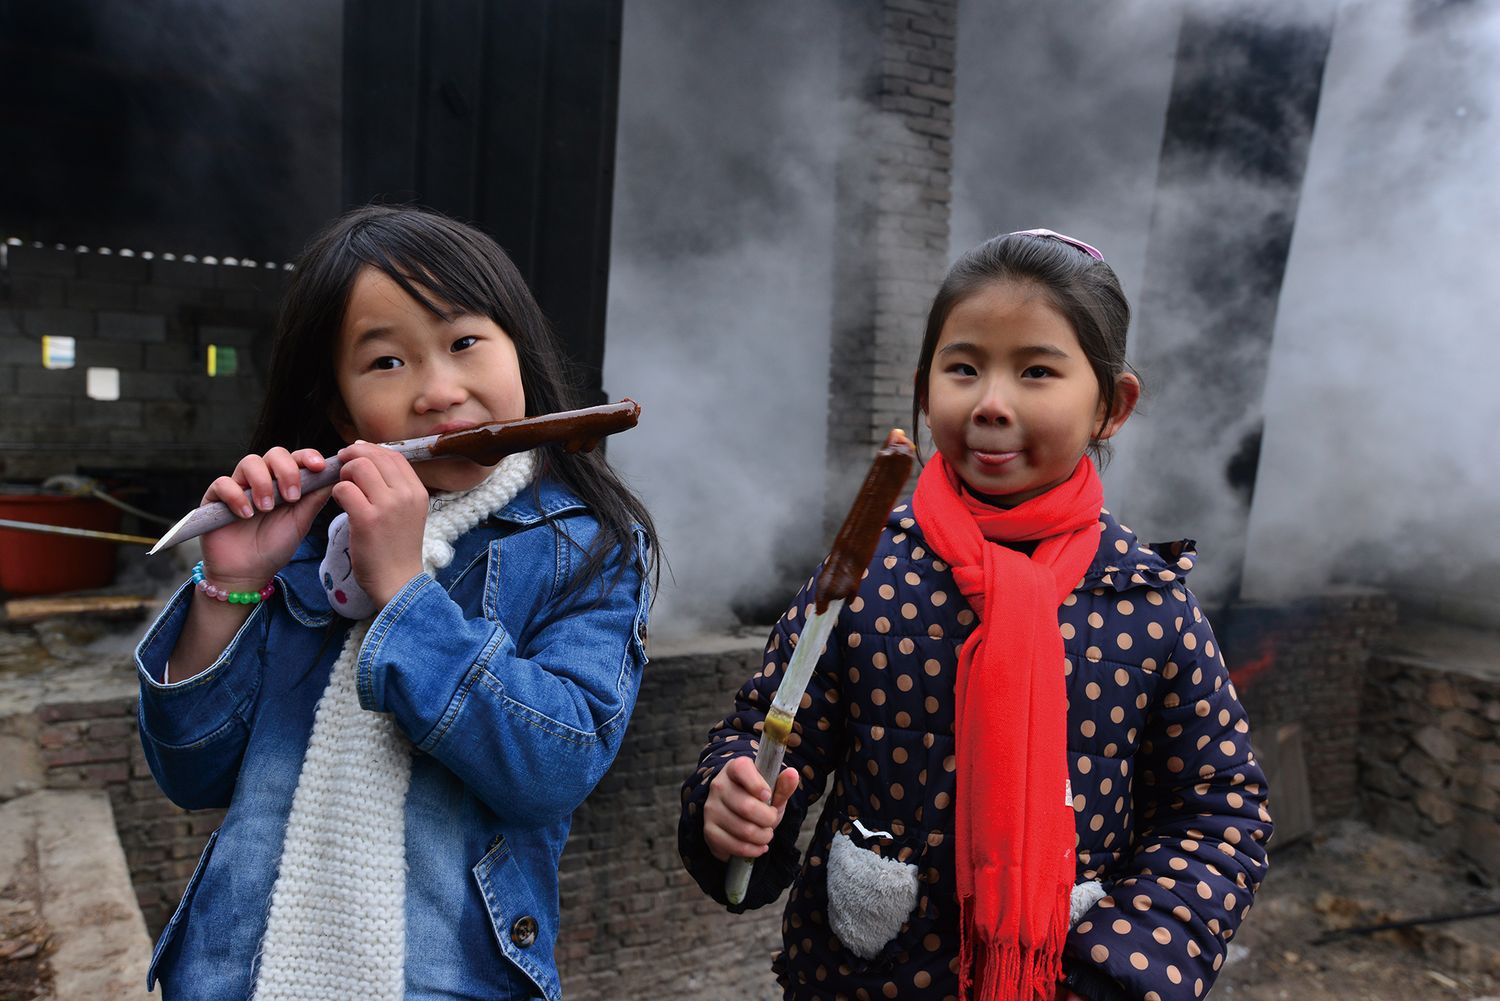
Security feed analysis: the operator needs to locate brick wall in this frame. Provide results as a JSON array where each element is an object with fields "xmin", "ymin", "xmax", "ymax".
[
  {"xmin": 1222, "ymin": 589, "xmax": 1397, "ymax": 823},
  {"xmin": 33, "ymin": 694, "xmax": 226, "ymax": 933},
  {"xmin": 555, "ymin": 641, "xmax": 785, "ymax": 1000},
  {"xmin": 0, "ymin": 242, "xmax": 285, "ymax": 484},
  {"xmin": 825, "ymin": 0, "xmax": 957, "ymax": 516}
]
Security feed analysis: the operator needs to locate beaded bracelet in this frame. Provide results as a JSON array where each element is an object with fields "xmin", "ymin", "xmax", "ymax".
[{"xmin": 192, "ymin": 561, "xmax": 276, "ymax": 605}]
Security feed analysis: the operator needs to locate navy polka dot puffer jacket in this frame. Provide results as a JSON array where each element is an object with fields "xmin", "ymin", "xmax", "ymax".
[{"xmin": 680, "ymin": 504, "xmax": 1272, "ymax": 1001}]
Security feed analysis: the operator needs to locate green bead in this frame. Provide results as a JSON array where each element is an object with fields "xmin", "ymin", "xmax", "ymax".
[{"xmin": 248, "ymin": 593, "xmax": 260, "ymax": 604}]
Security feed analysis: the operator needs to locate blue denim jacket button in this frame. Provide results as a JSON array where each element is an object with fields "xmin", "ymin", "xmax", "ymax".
[{"xmin": 510, "ymin": 915, "xmax": 538, "ymax": 948}]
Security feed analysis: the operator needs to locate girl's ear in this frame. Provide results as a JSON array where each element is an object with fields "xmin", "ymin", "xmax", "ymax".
[
  {"xmin": 328, "ymin": 399, "xmax": 357, "ymax": 445},
  {"xmin": 914, "ymin": 370, "xmax": 928, "ymax": 421},
  {"xmin": 1095, "ymin": 372, "xmax": 1141, "ymax": 441}
]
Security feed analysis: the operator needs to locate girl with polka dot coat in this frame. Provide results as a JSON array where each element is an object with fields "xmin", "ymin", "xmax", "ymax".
[
  {"xmin": 679, "ymin": 230, "xmax": 1271, "ymax": 1001},
  {"xmin": 679, "ymin": 505, "xmax": 1269, "ymax": 1001}
]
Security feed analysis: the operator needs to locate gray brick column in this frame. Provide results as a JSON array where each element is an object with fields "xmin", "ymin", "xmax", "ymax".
[{"xmin": 825, "ymin": 0, "xmax": 957, "ymax": 522}]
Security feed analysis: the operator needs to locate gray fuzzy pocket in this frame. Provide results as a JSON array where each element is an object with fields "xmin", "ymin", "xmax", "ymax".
[{"xmin": 826, "ymin": 831, "xmax": 920, "ymax": 960}]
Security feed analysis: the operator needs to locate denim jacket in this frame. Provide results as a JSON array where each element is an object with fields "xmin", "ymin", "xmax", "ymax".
[{"xmin": 136, "ymin": 478, "xmax": 650, "ymax": 1001}]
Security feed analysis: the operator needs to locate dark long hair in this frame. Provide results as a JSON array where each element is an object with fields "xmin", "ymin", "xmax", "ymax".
[
  {"xmin": 252, "ymin": 204, "xmax": 659, "ymax": 597},
  {"xmin": 911, "ymin": 230, "xmax": 1138, "ymax": 463}
]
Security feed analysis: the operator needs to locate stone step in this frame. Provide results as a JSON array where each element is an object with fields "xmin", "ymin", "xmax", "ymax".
[{"xmin": 0, "ymin": 790, "xmax": 155, "ymax": 999}]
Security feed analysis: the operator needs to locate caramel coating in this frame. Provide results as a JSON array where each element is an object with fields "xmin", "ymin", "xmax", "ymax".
[
  {"xmin": 815, "ymin": 428, "xmax": 916, "ymax": 612},
  {"xmin": 429, "ymin": 399, "xmax": 641, "ymax": 464}
]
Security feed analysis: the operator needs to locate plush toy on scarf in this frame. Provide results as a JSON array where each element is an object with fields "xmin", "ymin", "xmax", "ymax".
[{"xmin": 319, "ymin": 512, "xmax": 377, "ymax": 619}]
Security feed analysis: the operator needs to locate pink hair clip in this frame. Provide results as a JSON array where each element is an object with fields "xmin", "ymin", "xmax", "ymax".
[{"xmin": 1007, "ymin": 228, "xmax": 1104, "ymax": 261}]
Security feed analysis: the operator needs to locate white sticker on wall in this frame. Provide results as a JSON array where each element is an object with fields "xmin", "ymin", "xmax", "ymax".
[
  {"xmin": 42, "ymin": 335, "xmax": 75, "ymax": 369},
  {"xmin": 86, "ymin": 367, "xmax": 121, "ymax": 401}
]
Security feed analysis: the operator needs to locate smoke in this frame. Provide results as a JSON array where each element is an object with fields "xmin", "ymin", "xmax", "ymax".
[
  {"xmin": 950, "ymin": 0, "xmax": 1183, "ymax": 305},
  {"xmin": 954, "ymin": 0, "xmax": 1500, "ymax": 618},
  {"xmin": 1241, "ymin": 0, "xmax": 1500, "ymax": 613},
  {"xmin": 603, "ymin": 3, "xmax": 847, "ymax": 635},
  {"xmin": 607, "ymin": 0, "xmax": 1500, "ymax": 634}
]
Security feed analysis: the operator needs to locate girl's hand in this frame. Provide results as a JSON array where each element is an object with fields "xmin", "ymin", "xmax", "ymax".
[
  {"xmin": 332, "ymin": 440, "xmax": 429, "ymax": 609},
  {"xmin": 200, "ymin": 447, "xmax": 334, "ymax": 588},
  {"xmin": 703, "ymin": 755, "xmax": 800, "ymax": 862}
]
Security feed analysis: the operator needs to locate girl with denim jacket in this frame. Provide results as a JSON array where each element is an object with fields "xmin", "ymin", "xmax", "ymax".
[
  {"xmin": 136, "ymin": 206, "xmax": 658, "ymax": 1001},
  {"xmin": 680, "ymin": 231, "xmax": 1271, "ymax": 1001}
]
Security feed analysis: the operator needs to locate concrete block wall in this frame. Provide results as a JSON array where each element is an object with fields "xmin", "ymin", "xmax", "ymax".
[
  {"xmin": 826, "ymin": 0, "xmax": 957, "ymax": 514},
  {"xmin": 0, "ymin": 242, "xmax": 286, "ymax": 483},
  {"xmin": 1224, "ymin": 589, "xmax": 1397, "ymax": 823}
]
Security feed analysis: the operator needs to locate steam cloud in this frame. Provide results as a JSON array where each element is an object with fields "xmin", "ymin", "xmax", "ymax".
[
  {"xmin": 604, "ymin": 3, "xmax": 846, "ymax": 635},
  {"xmin": 1242, "ymin": 0, "xmax": 1500, "ymax": 614},
  {"xmin": 609, "ymin": 0, "xmax": 1500, "ymax": 634}
]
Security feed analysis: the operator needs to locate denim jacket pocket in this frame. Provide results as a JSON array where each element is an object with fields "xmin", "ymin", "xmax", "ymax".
[
  {"xmin": 473, "ymin": 836, "xmax": 559, "ymax": 1001},
  {"xmin": 824, "ymin": 816, "xmax": 928, "ymax": 967},
  {"xmin": 147, "ymin": 828, "xmax": 218, "ymax": 991}
]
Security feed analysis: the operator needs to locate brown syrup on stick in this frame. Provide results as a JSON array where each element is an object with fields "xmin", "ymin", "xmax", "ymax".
[
  {"xmin": 428, "ymin": 399, "xmax": 641, "ymax": 464},
  {"xmin": 814, "ymin": 428, "xmax": 916, "ymax": 613}
]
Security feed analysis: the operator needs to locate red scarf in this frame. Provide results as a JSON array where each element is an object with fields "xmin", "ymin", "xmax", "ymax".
[{"xmin": 912, "ymin": 454, "xmax": 1103, "ymax": 1001}]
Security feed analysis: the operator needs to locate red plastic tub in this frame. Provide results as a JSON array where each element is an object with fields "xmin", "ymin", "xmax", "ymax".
[{"xmin": 0, "ymin": 494, "xmax": 123, "ymax": 595}]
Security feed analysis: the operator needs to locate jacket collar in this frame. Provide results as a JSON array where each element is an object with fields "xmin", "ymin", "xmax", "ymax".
[
  {"xmin": 1081, "ymin": 507, "xmax": 1197, "ymax": 592},
  {"xmin": 274, "ymin": 475, "xmax": 587, "ymax": 626}
]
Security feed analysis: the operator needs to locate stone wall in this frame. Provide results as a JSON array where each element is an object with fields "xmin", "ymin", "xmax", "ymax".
[
  {"xmin": 1359, "ymin": 622, "xmax": 1500, "ymax": 883},
  {"xmin": 0, "ymin": 241, "xmax": 284, "ymax": 485}
]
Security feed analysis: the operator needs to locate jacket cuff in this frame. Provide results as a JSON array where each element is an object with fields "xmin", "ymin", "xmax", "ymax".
[
  {"xmin": 135, "ymin": 578, "xmax": 265, "ymax": 745},
  {"xmin": 355, "ymin": 571, "xmax": 439, "ymax": 713},
  {"xmin": 678, "ymin": 756, "xmax": 805, "ymax": 913},
  {"xmin": 1062, "ymin": 956, "xmax": 1132, "ymax": 1001}
]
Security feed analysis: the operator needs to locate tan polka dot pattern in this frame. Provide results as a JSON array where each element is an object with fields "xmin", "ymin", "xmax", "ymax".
[{"xmin": 680, "ymin": 509, "xmax": 1268, "ymax": 1001}]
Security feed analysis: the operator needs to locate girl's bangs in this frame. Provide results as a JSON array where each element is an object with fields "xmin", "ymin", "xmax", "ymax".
[{"xmin": 351, "ymin": 223, "xmax": 494, "ymax": 322}]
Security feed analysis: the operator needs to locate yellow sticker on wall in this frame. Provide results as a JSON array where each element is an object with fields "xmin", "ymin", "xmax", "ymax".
[
  {"xmin": 42, "ymin": 335, "xmax": 75, "ymax": 369},
  {"xmin": 206, "ymin": 344, "xmax": 238, "ymax": 377}
]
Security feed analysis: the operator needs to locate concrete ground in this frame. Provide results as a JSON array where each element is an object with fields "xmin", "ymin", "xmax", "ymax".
[
  {"xmin": 1216, "ymin": 818, "xmax": 1500, "ymax": 1000},
  {"xmin": 0, "ymin": 790, "xmax": 155, "ymax": 1000}
]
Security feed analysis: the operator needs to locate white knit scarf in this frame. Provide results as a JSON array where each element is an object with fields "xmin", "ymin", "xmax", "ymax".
[{"xmin": 252, "ymin": 451, "xmax": 537, "ymax": 1001}]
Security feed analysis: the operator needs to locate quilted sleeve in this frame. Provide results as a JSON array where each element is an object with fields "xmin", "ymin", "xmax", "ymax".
[{"xmin": 1066, "ymin": 587, "xmax": 1272, "ymax": 1000}]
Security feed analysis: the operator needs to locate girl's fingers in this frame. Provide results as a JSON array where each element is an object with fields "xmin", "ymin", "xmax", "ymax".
[
  {"xmin": 330, "ymin": 479, "xmax": 372, "ymax": 520},
  {"xmin": 770, "ymin": 766, "xmax": 800, "ymax": 815},
  {"xmin": 262, "ymin": 447, "xmax": 303, "ymax": 504},
  {"xmin": 290, "ymin": 447, "xmax": 327, "ymax": 472},
  {"xmin": 287, "ymin": 484, "xmax": 335, "ymax": 532},
  {"xmin": 338, "ymin": 454, "xmax": 391, "ymax": 500},
  {"xmin": 723, "ymin": 755, "xmax": 773, "ymax": 801},
  {"xmin": 703, "ymin": 820, "xmax": 770, "ymax": 859},
  {"xmin": 229, "ymin": 454, "xmax": 275, "ymax": 513},
  {"xmin": 340, "ymin": 441, "xmax": 422, "ymax": 493},
  {"xmin": 717, "ymin": 788, "xmax": 778, "ymax": 829},
  {"xmin": 235, "ymin": 454, "xmax": 280, "ymax": 513},
  {"xmin": 207, "ymin": 474, "xmax": 256, "ymax": 518},
  {"xmin": 712, "ymin": 761, "xmax": 780, "ymax": 828}
]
